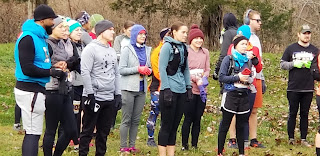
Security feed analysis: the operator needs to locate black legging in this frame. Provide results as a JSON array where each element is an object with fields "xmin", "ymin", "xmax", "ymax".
[
  {"xmin": 15, "ymin": 103, "xmax": 21, "ymax": 124},
  {"xmin": 181, "ymin": 94, "xmax": 206, "ymax": 147},
  {"xmin": 158, "ymin": 91, "xmax": 186, "ymax": 146},
  {"xmin": 43, "ymin": 91, "xmax": 77, "ymax": 156},
  {"xmin": 218, "ymin": 108, "xmax": 249, "ymax": 155}
]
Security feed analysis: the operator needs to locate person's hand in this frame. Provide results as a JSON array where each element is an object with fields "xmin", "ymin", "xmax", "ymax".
[
  {"xmin": 304, "ymin": 61, "xmax": 312, "ymax": 69},
  {"xmin": 83, "ymin": 94, "xmax": 96, "ymax": 112},
  {"xmin": 247, "ymin": 51, "xmax": 254, "ymax": 59},
  {"xmin": 238, "ymin": 73, "xmax": 249, "ymax": 82},
  {"xmin": 186, "ymin": 88, "xmax": 193, "ymax": 101},
  {"xmin": 50, "ymin": 68, "xmax": 65, "ymax": 78},
  {"xmin": 114, "ymin": 94, "xmax": 122, "ymax": 110},
  {"xmin": 53, "ymin": 61, "xmax": 67, "ymax": 71},
  {"xmin": 293, "ymin": 60, "xmax": 304, "ymax": 68},
  {"xmin": 138, "ymin": 66, "xmax": 151, "ymax": 75},
  {"xmin": 163, "ymin": 88, "xmax": 173, "ymax": 106}
]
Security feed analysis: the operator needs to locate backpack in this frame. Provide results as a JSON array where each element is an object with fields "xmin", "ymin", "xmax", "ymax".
[
  {"xmin": 166, "ymin": 42, "xmax": 188, "ymax": 76},
  {"xmin": 226, "ymin": 55, "xmax": 252, "ymax": 76},
  {"xmin": 311, "ymin": 53, "xmax": 320, "ymax": 81}
]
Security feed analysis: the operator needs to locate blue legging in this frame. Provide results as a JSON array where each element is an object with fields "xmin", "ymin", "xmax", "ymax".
[{"xmin": 146, "ymin": 92, "xmax": 160, "ymax": 138}]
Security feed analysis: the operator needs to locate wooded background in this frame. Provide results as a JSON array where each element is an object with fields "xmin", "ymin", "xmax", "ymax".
[{"xmin": 1, "ymin": 0, "xmax": 320, "ymax": 52}]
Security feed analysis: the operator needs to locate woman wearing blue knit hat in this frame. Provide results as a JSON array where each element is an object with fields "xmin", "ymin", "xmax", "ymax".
[{"xmin": 119, "ymin": 24, "xmax": 152, "ymax": 154}]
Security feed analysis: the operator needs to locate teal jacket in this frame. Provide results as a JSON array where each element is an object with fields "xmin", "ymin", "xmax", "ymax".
[
  {"xmin": 159, "ymin": 36, "xmax": 191, "ymax": 93},
  {"xmin": 14, "ymin": 19, "xmax": 51, "ymax": 87}
]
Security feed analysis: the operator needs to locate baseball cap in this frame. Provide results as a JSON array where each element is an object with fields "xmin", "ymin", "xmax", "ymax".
[{"xmin": 300, "ymin": 24, "xmax": 311, "ymax": 33}]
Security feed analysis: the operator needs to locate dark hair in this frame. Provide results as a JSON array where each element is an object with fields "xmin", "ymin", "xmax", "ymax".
[
  {"xmin": 75, "ymin": 11, "xmax": 85, "ymax": 20},
  {"xmin": 124, "ymin": 21, "xmax": 135, "ymax": 29},
  {"xmin": 168, "ymin": 21, "xmax": 186, "ymax": 37}
]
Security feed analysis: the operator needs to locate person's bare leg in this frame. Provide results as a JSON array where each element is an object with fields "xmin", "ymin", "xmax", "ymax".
[
  {"xmin": 167, "ymin": 145, "xmax": 175, "ymax": 156},
  {"xmin": 158, "ymin": 145, "xmax": 167, "ymax": 156},
  {"xmin": 229, "ymin": 116, "xmax": 236, "ymax": 139},
  {"xmin": 316, "ymin": 133, "xmax": 320, "ymax": 148},
  {"xmin": 249, "ymin": 108, "xmax": 258, "ymax": 139}
]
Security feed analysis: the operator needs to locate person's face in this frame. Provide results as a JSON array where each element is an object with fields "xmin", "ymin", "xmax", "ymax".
[
  {"xmin": 52, "ymin": 22, "xmax": 68, "ymax": 39},
  {"xmin": 190, "ymin": 37, "xmax": 203, "ymax": 48},
  {"xmin": 235, "ymin": 40, "xmax": 248, "ymax": 53},
  {"xmin": 136, "ymin": 32, "xmax": 146, "ymax": 44},
  {"xmin": 250, "ymin": 14, "xmax": 262, "ymax": 32},
  {"xmin": 42, "ymin": 18, "xmax": 54, "ymax": 35},
  {"xmin": 298, "ymin": 31, "xmax": 311, "ymax": 44},
  {"xmin": 70, "ymin": 27, "xmax": 82, "ymax": 42},
  {"xmin": 173, "ymin": 26, "xmax": 188, "ymax": 42},
  {"xmin": 62, "ymin": 26, "xmax": 70, "ymax": 39},
  {"xmin": 102, "ymin": 27, "xmax": 115, "ymax": 42},
  {"xmin": 124, "ymin": 26, "xmax": 133, "ymax": 38}
]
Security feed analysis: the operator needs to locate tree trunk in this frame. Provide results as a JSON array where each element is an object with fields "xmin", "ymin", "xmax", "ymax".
[
  {"xmin": 27, "ymin": 0, "xmax": 34, "ymax": 19},
  {"xmin": 35, "ymin": 0, "xmax": 47, "ymax": 6},
  {"xmin": 200, "ymin": 5, "xmax": 223, "ymax": 51}
]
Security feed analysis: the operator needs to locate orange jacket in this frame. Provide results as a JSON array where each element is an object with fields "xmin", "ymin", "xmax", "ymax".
[{"xmin": 148, "ymin": 41, "xmax": 163, "ymax": 92}]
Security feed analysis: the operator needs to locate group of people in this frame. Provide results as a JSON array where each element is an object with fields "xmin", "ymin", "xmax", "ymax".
[{"xmin": 12, "ymin": 3, "xmax": 320, "ymax": 156}]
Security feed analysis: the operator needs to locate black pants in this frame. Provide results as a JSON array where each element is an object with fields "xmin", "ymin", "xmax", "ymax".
[
  {"xmin": 79, "ymin": 100, "xmax": 114, "ymax": 156},
  {"xmin": 287, "ymin": 91, "xmax": 313, "ymax": 139},
  {"xmin": 43, "ymin": 91, "xmax": 78, "ymax": 156},
  {"xmin": 15, "ymin": 103, "xmax": 21, "ymax": 124},
  {"xmin": 218, "ymin": 109, "xmax": 248, "ymax": 155},
  {"xmin": 158, "ymin": 91, "xmax": 186, "ymax": 146},
  {"xmin": 181, "ymin": 94, "xmax": 206, "ymax": 147},
  {"xmin": 316, "ymin": 95, "xmax": 320, "ymax": 122}
]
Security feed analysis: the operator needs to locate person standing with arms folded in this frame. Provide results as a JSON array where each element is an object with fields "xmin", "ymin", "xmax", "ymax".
[
  {"xmin": 13, "ymin": 4, "xmax": 64, "ymax": 156},
  {"xmin": 157, "ymin": 21, "xmax": 192, "ymax": 156},
  {"xmin": 119, "ymin": 24, "xmax": 152, "ymax": 154},
  {"xmin": 146, "ymin": 27, "xmax": 170, "ymax": 147},
  {"xmin": 79, "ymin": 20, "xmax": 121, "ymax": 156},
  {"xmin": 181, "ymin": 24, "xmax": 210, "ymax": 150},
  {"xmin": 280, "ymin": 24, "xmax": 318, "ymax": 147}
]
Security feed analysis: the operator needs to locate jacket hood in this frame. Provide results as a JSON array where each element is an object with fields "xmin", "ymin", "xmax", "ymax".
[
  {"xmin": 21, "ymin": 19, "xmax": 49, "ymax": 39},
  {"xmin": 223, "ymin": 13, "xmax": 238, "ymax": 30},
  {"xmin": 163, "ymin": 36, "xmax": 183, "ymax": 45},
  {"xmin": 130, "ymin": 24, "xmax": 147, "ymax": 45}
]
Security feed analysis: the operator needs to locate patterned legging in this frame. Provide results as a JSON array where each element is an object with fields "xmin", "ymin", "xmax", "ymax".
[{"xmin": 146, "ymin": 91, "xmax": 160, "ymax": 138}]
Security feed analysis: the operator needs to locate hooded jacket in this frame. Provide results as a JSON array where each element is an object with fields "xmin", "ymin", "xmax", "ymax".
[
  {"xmin": 119, "ymin": 25, "xmax": 152, "ymax": 92},
  {"xmin": 159, "ymin": 36, "xmax": 191, "ymax": 93},
  {"xmin": 14, "ymin": 19, "xmax": 51, "ymax": 91},
  {"xmin": 81, "ymin": 39, "xmax": 121, "ymax": 101}
]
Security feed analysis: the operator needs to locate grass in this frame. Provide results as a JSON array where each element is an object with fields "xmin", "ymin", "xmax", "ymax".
[{"xmin": 0, "ymin": 43, "xmax": 319, "ymax": 155}]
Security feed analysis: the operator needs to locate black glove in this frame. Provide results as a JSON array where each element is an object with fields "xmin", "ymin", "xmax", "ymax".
[
  {"xmin": 58, "ymin": 73, "xmax": 68, "ymax": 95},
  {"xmin": 50, "ymin": 68, "xmax": 65, "ymax": 78},
  {"xmin": 186, "ymin": 88, "xmax": 193, "ymax": 101},
  {"xmin": 114, "ymin": 94, "xmax": 122, "ymax": 110},
  {"xmin": 163, "ymin": 88, "xmax": 173, "ymax": 106},
  {"xmin": 83, "ymin": 94, "xmax": 96, "ymax": 112},
  {"xmin": 251, "ymin": 57, "xmax": 259, "ymax": 66},
  {"xmin": 262, "ymin": 80, "xmax": 267, "ymax": 94},
  {"xmin": 67, "ymin": 57, "xmax": 80, "ymax": 71},
  {"xmin": 212, "ymin": 71, "xmax": 219, "ymax": 80}
]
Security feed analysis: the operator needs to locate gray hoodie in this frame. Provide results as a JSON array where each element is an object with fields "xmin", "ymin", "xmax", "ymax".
[{"xmin": 81, "ymin": 39, "xmax": 121, "ymax": 101}]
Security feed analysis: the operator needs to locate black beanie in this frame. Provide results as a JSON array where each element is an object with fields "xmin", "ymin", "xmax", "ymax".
[
  {"xmin": 34, "ymin": 4, "xmax": 58, "ymax": 21},
  {"xmin": 233, "ymin": 35, "xmax": 248, "ymax": 48},
  {"xmin": 95, "ymin": 20, "xmax": 114, "ymax": 37}
]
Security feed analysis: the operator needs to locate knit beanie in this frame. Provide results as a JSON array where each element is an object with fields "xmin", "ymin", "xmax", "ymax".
[
  {"xmin": 34, "ymin": 4, "xmax": 57, "ymax": 21},
  {"xmin": 233, "ymin": 35, "xmax": 248, "ymax": 48},
  {"xmin": 76, "ymin": 11, "xmax": 90, "ymax": 25},
  {"xmin": 237, "ymin": 25, "xmax": 251, "ymax": 39},
  {"xmin": 68, "ymin": 20, "xmax": 82, "ymax": 33},
  {"xmin": 160, "ymin": 28, "xmax": 170, "ymax": 40},
  {"xmin": 188, "ymin": 24, "xmax": 204, "ymax": 44},
  {"xmin": 89, "ymin": 14, "xmax": 104, "ymax": 28},
  {"xmin": 95, "ymin": 20, "xmax": 114, "ymax": 37},
  {"xmin": 52, "ymin": 16, "xmax": 64, "ymax": 29}
]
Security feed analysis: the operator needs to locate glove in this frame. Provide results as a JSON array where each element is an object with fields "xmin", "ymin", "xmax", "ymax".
[
  {"xmin": 186, "ymin": 88, "xmax": 193, "ymax": 101},
  {"xmin": 251, "ymin": 57, "xmax": 259, "ymax": 66},
  {"xmin": 83, "ymin": 94, "xmax": 96, "ymax": 112},
  {"xmin": 304, "ymin": 61, "xmax": 312, "ymax": 69},
  {"xmin": 163, "ymin": 88, "xmax": 173, "ymax": 106},
  {"xmin": 50, "ymin": 68, "xmax": 65, "ymax": 78},
  {"xmin": 293, "ymin": 60, "xmax": 304, "ymax": 68},
  {"xmin": 58, "ymin": 73, "xmax": 68, "ymax": 95},
  {"xmin": 138, "ymin": 66, "xmax": 151, "ymax": 75},
  {"xmin": 114, "ymin": 94, "xmax": 122, "ymax": 110}
]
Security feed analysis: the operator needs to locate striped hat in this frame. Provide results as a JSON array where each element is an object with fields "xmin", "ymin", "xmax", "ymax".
[{"xmin": 67, "ymin": 19, "xmax": 82, "ymax": 33}]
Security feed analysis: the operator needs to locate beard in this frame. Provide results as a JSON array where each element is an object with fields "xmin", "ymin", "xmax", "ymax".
[{"xmin": 45, "ymin": 26, "xmax": 53, "ymax": 35}]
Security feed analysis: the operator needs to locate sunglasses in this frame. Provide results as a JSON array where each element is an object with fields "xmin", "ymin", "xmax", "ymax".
[{"xmin": 251, "ymin": 19, "xmax": 262, "ymax": 23}]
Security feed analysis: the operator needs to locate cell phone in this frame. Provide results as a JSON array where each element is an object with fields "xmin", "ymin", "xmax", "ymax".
[{"xmin": 241, "ymin": 68, "xmax": 251, "ymax": 75}]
